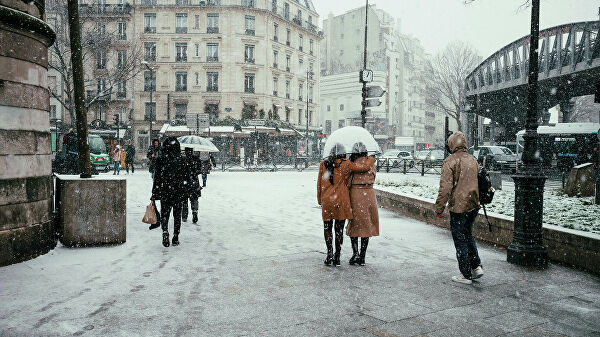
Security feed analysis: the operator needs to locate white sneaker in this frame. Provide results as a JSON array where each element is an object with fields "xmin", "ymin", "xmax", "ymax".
[
  {"xmin": 472, "ymin": 266, "xmax": 484, "ymax": 279},
  {"xmin": 452, "ymin": 275, "xmax": 473, "ymax": 285}
]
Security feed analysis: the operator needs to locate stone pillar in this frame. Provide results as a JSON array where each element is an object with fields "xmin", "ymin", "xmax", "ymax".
[{"xmin": 0, "ymin": 0, "xmax": 56, "ymax": 266}]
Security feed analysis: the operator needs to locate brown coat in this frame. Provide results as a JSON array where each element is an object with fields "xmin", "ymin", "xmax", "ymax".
[
  {"xmin": 346, "ymin": 157, "xmax": 379, "ymax": 237},
  {"xmin": 317, "ymin": 157, "xmax": 376, "ymax": 221},
  {"xmin": 434, "ymin": 131, "xmax": 480, "ymax": 214}
]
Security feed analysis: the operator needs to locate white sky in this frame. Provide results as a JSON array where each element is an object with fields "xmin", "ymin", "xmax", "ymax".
[{"xmin": 312, "ymin": 0, "xmax": 599, "ymax": 58}]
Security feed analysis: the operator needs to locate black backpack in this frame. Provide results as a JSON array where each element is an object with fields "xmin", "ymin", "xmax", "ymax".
[{"xmin": 478, "ymin": 166, "xmax": 495, "ymax": 231}]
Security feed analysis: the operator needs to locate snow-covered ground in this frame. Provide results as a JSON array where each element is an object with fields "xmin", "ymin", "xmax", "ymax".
[{"xmin": 375, "ymin": 172, "xmax": 600, "ymax": 234}]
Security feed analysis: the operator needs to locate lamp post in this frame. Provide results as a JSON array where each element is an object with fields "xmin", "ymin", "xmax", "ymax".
[
  {"xmin": 507, "ymin": 0, "xmax": 548, "ymax": 267},
  {"xmin": 52, "ymin": 118, "xmax": 61, "ymax": 152},
  {"xmin": 141, "ymin": 61, "xmax": 154, "ymax": 144},
  {"xmin": 305, "ymin": 68, "xmax": 313, "ymax": 166}
]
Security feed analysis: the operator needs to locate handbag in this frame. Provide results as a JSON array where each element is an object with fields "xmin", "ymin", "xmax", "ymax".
[{"xmin": 142, "ymin": 200, "xmax": 158, "ymax": 224}]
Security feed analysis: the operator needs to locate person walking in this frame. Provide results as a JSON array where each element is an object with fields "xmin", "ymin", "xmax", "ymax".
[
  {"xmin": 151, "ymin": 137, "xmax": 192, "ymax": 247},
  {"xmin": 182, "ymin": 148, "xmax": 202, "ymax": 224},
  {"xmin": 112, "ymin": 145, "xmax": 122, "ymax": 175},
  {"xmin": 317, "ymin": 144, "xmax": 376, "ymax": 266},
  {"xmin": 434, "ymin": 131, "xmax": 483, "ymax": 285},
  {"xmin": 125, "ymin": 141, "xmax": 136, "ymax": 174},
  {"xmin": 346, "ymin": 142, "xmax": 379, "ymax": 266},
  {"xmin": 199, "ymin": 151, "xmax": 216, "ymax": 187},
  {"xmin": 147, "ymin": 138, "xmax": 160, "ymax": 179}
]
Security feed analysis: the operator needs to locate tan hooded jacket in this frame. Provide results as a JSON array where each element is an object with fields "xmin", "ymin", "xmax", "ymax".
[{"xmin": 434, "ymin": 131, "xmax": 480, "ymax": 214}]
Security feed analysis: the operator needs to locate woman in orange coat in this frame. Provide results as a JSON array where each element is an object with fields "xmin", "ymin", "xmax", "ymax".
[
  {"xmin": 346, "ymin": 143, "xmax": 379, "ymax": 266},
  {"xmin": 317, "ymin": 144, "xmax": 376, "ymax": 266}
]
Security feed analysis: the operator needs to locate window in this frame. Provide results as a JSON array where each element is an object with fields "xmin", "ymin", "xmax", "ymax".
[
  {"xmin": 338, "ymin": 119, "xmax": 345, "ymax": 128},
  {"xmin": 207, "ymin": 13, "xmax": 219, "ymax": 33},
  {"xmin": 96, "ymin": 105, "xmax": 105, "ymax": 121},
  {"xmin": 96, "ymin": 50, "xmax": 106, "ymax": 69},
  {"xmin": 273, "ymin": 50, "xmax": 278, "ymax": 67},
  {"xmin": 144, "ymin": 102, "xmax": 156, "ymax": 121},
  {"xmin": 97, "ymin": 0, "xmax": 106, "ymax": 12},
  {"xmin": 298, "ymin": 34, "xmax": 303, "ymax": 51},
  {"xmin": 309, "ymin": 39, "xmax": 313, "ymax": 54},
  {"xmin": 138, "ymin": 130, "xmax": 149, "ymax": 150},
  {"xmin": 325, "ymin": 120, "xmax": 331, "ymax": 134},
  {"xmin": 273, "ymin": 23, "xmax": 278, "ymax": 41},
  {"xmin": 286, "ymin": 29, "xmax": 291, "ymax": 46},
  {"xmin": 206, "ymin": 103, "xmax": 219, "ymax": 121},
  {"xmin": 50, "ymin": 105, "xmax": 57, "ymax": 119},
  {"xmin": 244, "ymin": 44, "xmax": 255, "ymax": 63},
  {"xmin": 118, "ymin": 106, "xmax": 127, "ymax": 123},
  {"xmin": 285, "ymin": 107, "xmax": 290, "ymax": 121},
  {"xmin": 298, "ymin": 83, "xmax": 303, "ymax": 101},
  {"xmin": 195, "ymin": 15, "xmax": 199, "ymax": 29},
  {"xmin": 298, "ymin": 58, "xmax": 303, "ymax": 72},
  {"xmin": 285, "ymin": 80, "xmax": 290, "ymax": 98},
  {"xmin": 284, "ymin": 2, "xmax": 289, "ymax": 19},
  {"xmin": 271, "ymin": 0, "xmax": 277, "ymax": 12},
  {"xmin": 117, "ymin": 22, "xmax": 126, "ymax": 40},
  {"xmin": 175, "ymin": 103, "xmax": 187, "ymax": 120},
  {"xmin": 144, "ymin": 71, "xmax": 155, "ymax": 91},
  {"xmin": 242, "ymin": 0, "xmax": 254, "ymax": 7},
  {"xmin": 144, "ymin": 42, "xmax": 156, "ymax": 62},
  {"xmin": 48, "ymin": 76, "xmax": 57, "ymax": 95},
  {"xmin": 175, "ymin": 0, "xmax": 188, "ymax": 4},
  {"xmin": 297, "ymin": 9, "xmax": 302, "ymax": 22},
  {"xmin": 96, "ymin": 22, "xmax": 106, "ymax": 35},
  {"xmin": 245, "ymin": 15, "xmax": 255, "ymax": 35},
  {"xmin": 327, "ymin": 105, "xmax": 330, "ymax": 111},
  {"xmin": 195, "ymin": 43, "xmax": 199, "ymax": 57},
  {"xmin": 96, "ymin": 78, "xmax": 106, "ymax": 96},
  {"xmin": 298, "ymin": 109, "xmax": 302, "ymax": 125},
  {"xmin": 272, "ymin": 77, "xmax": 278, "ymax": 96},
  {"xmin": 207, "ymin": 72, "xmax": 218, "ymax": 92},
  {"xmin": 308, "ymin": 85, "xmax": 313, "ymax": 103},
  {"xmin": 175, "ymin": 72, "xmax": 187, "ymax": 92},
  {"xmin": 176, "ymin": 13, "xmax": 187, "ymax": 33},
  {"xmin": 285, "ymin": 54, "xmax": 290, "ymax": 71},
  {"xmin": 176, "ymin": 43, "xmax": 187, "ymax": 62},
  {"xmin": 195, "ymin": 72, "xmax": 199, "ymax": 85},
  {"xmin": 144, "ymin": 14, "xmax": 156, "ymax": 33},
  {"xmin": 309, "ymin": 110, "xmax": 312, "ymax": 126},
  {"xmin": 207, "ymin": 43, "xmax": 218, "ymax": 62},
  {"xmin": 117, "ymin": 50, "xmax": 126, "ymax": 69},
  {"xmin": 117, "ymin": 80, "xmax": 126, "ymax": 98},
  {"xmin": 141, "ymin": 0, "xmax": 156, "ymax": 4},
  {"xmin": 339, "ymin": 104, "xmax": 344, "ymax": 111},
  {"xmin": 244, "ymin": 73, "xmax": 255, "ymax": 93}
]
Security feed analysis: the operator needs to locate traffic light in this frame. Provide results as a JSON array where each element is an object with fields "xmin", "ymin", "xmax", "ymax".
[
  {"xmin": 362, "ymin": 85, "xmax": 385, "ymax": 108},
  {"xmin": 113, "ymin": 114, "xmax": 119, "ymax": 125}
]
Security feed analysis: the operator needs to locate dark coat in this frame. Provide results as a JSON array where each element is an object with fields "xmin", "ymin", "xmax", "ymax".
[
  {"xmin": 147, "ymin": 142, "xmax": 160, "ymax": 173},
  {"xmin": 185, "ymin": 155, "xmax": 202, "ymax": 198},
  {"xmin": 125, "ymin": 144, "xmax": 136, "ymax": 163},
  {"xmin": 152, "ymin": 137, "xmax": 191, "ymax": 204},
  {"xmin": 199, "ymin": 153, "xmax": 216, "ymax": 175}
]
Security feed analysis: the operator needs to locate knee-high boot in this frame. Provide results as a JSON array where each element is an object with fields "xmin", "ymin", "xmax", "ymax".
[
  {"xmin": 357, "ymin": 237, "xmax": 369, "ymax": 266},
  {"xmin": 333, "ymin": 220, "xmax": 345, "ymax": 266},
  {"xmin": 323, "ymin": 221, "xmax": 333, "ymax": 265},
  {"xmin": 349, "ymin": 237, "xmax": 359, "ymax": 265}
]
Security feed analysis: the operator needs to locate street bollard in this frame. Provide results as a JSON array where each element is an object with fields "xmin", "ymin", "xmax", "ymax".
[
  {"xmin": 421, "ymin": 160, "xmax": 425, "ymax": 176},
  {"xmin": 403, "ymin": 160, "xmax": 407, "ymax": 174},
  {"xmin": 386, "ymin": 158, "xmax": 389, "ymax": 173}
]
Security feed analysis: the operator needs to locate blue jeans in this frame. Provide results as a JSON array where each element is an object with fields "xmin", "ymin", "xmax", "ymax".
[
  {"xmin": 450, "ymin": 208, "xmax": 481, "ymax": 279},
  {"xmin": 113, "ymin": 161, "xmax": 120, "ymax": 174}
]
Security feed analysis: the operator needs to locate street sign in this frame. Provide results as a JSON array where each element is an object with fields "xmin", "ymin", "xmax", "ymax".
[
  {"xmin": 362, "ymin": 99, "xmax": 382, "ymax": 107},
  {"xmin": 362, "ymin": 85, "xmax": 385, "ymax": 108},
  {"xmin": 359, "ymin": 69, "xmax": 373, "ymax": 83},
  {"xmin": 247, "ymin": 119, "xmax": 266, "ymax": 126},
  {"xmin": 366, "ymin": 86, "xmax": 385, "ymax": 97},
  {"xmin": 186, "ymin": 113, "xmax": 209, "ymax": 133}
]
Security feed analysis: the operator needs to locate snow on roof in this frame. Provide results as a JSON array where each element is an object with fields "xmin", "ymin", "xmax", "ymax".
[
  {"xmin": 516, "ymin": 123, "xmax": 600, "ymax": 136},
  {"xmin": 159, "ymin": 124, "xmax": 190, "ymax": 133}
]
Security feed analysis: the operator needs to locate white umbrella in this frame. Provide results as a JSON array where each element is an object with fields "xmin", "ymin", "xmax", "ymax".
[
  {"xmin": 322, "ymin": 126, "xmax": 381, "ymax": 159},
  {"xmin": 177, "ymin": 135, "xmax": 219, "ymax": 152}
]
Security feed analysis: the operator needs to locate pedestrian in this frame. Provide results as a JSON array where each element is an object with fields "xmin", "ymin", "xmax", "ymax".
[
  {"xmin": 199, "ymin": 151, "xmax": 216, "ymax": 187},
  {"xmin": 346, "ymin": 142, "xmax": 379, "ymax": 266},
  {"xmin": 152, "ymin": 137, "xmax": 192, "ymax": 247},
  {"xmin": 434, "ymin": 131, "xmax": 484, "ymax": 285},
  {"xmin": 112, "ymin": 145, "xmax": 122, "ymax": 175},
  {"xmin": 182, "ymin": 147, "xmax": 202, "ymax": 224},
  {"xmin": 125, "ymin": 140, "xmax": 136, "ymax": 174},
  {"xmin": 147, "ymin": 138, "xmax": 160, "ymax": 179},
  {"xmin": 317, "ymin": 144, "xmax": 376, "ymax": 266}
]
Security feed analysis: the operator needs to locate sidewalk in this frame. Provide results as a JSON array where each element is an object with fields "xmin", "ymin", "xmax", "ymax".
[{"xmin": 0, "ymin": 171, "xmax": 598, "ymax": 336}]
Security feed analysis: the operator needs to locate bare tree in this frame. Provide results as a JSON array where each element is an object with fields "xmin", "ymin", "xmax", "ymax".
[
  {"xmin": 424, "ymin": 41, "xmax": 481, "ymax": 131},
  {"xmin": 47, "ymin": 0, "xmax": 142, "ymax": 125}
]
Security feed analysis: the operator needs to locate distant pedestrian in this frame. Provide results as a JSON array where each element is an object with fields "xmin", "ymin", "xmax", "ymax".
[
  {"xmin": 434, "ymin": 131, "xmax": 483, "ymax": 285},
  {"xmin": 152, "ymin": 137, "xmax": 192, "ymax": 247},
  {"xmin": 317, "ymin": 144, "xmax": 375, "ymax": 266},
  {"xmin": 182, "ymin": 148, "xmax": 202, "ymax": 224},
  {"xmin": 147, "ymin": 138, "xmax": 160, "ymax": 179},
  {"xmin": 346, "ymin": 142, "xmax": 379, "ymax": 266},
  {"xmin": 199, "ymin": 152, "xmax": 216, "ymax": 187},
  {"xmin": 125, "ymin": 141, "xmax": 136, "ymax": 174},
  {"xmin": 112, "ymin": 145, "xmax": 122, "ymax": 175}
]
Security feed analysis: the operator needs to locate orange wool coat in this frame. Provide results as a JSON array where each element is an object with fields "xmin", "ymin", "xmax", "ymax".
[
  {"xmin": 317, "ymin": 157, "xmax": 376, "ymax": 221},
  {"xmin": 346, "ymin": 156, "xmax": 379, "ymax": 237}
]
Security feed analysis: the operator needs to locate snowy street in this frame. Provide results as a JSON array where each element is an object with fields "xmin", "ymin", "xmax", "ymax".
[{"xmin": 1, "ymin": 171, "xmax": 600, "ymax": 336}]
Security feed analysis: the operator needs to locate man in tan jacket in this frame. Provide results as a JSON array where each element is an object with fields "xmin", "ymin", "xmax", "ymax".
[{"xmin": 434, "ymin": 131, "xmax": 483, "ymax": 285}]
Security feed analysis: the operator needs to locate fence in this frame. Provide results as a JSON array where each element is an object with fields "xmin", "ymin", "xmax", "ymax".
[{"xmin": 376, "ymin": 158, "xmax": 443, "ymax": 176}]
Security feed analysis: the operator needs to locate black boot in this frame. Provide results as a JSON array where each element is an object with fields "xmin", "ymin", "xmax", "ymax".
[
  {"xmin": 172, "ymin": 233, "xmax": 180, "ymax": 246},
  {"xmin": 349, "ymin": 237, "xmax": 359, "ymax": 265},
  {"xmin": 357, "ymin": 238, "xmax": 369, "ymax": 266},
  {"xmin": 333, "ymin": 252, "xmax": 341, "ymax": 266},
  {"xmin": 149, "ymin": 223, "xmax": 160, "ymax": 230},
  {"xmin": 324, "ymin": 247, "xmax": 333, "ymax": 266},
  {"xmin": 162, "ymin": 232, "xmax": 170, "ymax": 247},
  {"xmin": 192, "ymin": 212, "xmax": 198, "ymax": 224}
]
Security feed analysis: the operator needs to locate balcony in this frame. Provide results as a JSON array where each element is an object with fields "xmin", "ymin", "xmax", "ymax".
[
  {"xmin": 245, "ymin": 58, "xmax": 255, "ymax": 64},
  {"xmin": 176, "ymin": 27, "xmax": 188, "ymax": 34},
  {"xmin": 245, "ymin": 87, "xmax": 255, "ymax": 94},
  {"xmin": 207, "ymin": 86, "xmax": 218, "ymax": 92},
  {"xmin": 176, "ymin": 56, "xmax": 188, "ymax": 62},
  {"xmin": 245, "ymin": 29, "xmax": 255, "ymax": 36},
  {"xmin": 285, "ymin": 66, "xmax": 290, "ymax": 72},
  {"xmin": 285, "ymin": 93, "xmax": 290, "ymax": 99},
  {"xmin": 199, "ymin": 0, "xmax": 221, "ymax": 4},
  {"xmin": 175, "ymin": 85, "xmax": 187, "ymax": 92},
  {"xmin": 207, "ymin": 27, "xmax": 219, "ymax": 34},
  {"xmin": 286, "ymin": 41, "xmax": 290, "ymax": 46},
  {"xmin": 309, "ymin": 50, "xmax": 313, "ymax": 55},
  {"xmin": 273, "ymin": 35, "xmax": 278, "ymax": 42},
  {"xmin": 207, "ymin": 56, "xmax": 219, "ymax": 62},
  {"xmin": 273, "ymin": 63, "xmax": 278, "ymax": 68},
  {"xmin": 140, "ymin": 0, "xmax": 156, "ymax": 4},
  {"xmin": 79, "ymin": 3, "xmax": 132, "ymax": 16},
  {"xmin": 116, "ymin": 91, "xmax": 126, "ymax": 98},
  {"xmin": 273, "ymin": 91, "xmax": 277, "ymax": 96},
  {"xmin": 144, "ymin": 26, "xmax": 156, "ymax": 33},
  {"xmin": 309, "ymin": 98, "xmax": 312, "ymax": 103},
  {"xmin": 292, "ymin": 17, "xmax": 302, "ymax": 26},
  {"xmin": 298, "ymin": 96, "xmax": 303, "ymax": 101},
  {"xmin": 299, "ymin": 46, "xmax": 303, "ymax": 52}
]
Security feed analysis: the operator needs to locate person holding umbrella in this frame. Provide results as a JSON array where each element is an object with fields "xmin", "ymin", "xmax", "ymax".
[
  {"xmin": 346, "ymin": 142, "xmax": 379, "ymax": 266},
  {"xmin": 317, "ymin": 143, "xmax": 376, "ymax": 266}
]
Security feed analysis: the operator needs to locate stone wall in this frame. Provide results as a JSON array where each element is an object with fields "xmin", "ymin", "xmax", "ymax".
[
  {"xmin": 0, "ymin": 0, "xmax": 57, "ymax": 266},
  {"xmin": 375, "ymin": 189, "xmax": 600, "ymax": 275}
]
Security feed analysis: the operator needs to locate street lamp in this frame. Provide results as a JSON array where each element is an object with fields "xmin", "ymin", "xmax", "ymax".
[
  {"xmin": 52, "ymin": 118, "xmax": 62, "ymax": 152},
  {"xmin": 141, "ymin": 61, "xmax": 154, "ymax": 144}
]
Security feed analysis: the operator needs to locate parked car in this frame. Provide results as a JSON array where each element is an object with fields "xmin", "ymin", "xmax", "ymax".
[
  {"xmin": 415, "ymin": 149, "xmax": 445, "ymax": 167},
  {"xmin": 380, "ymin": 150, "xmax": 414, "ymax": 168},
  {"xmin": 469, "ymin": 145, "xmax": 518, "ymax": 172},
  {"xmin": 52, "ymin": 134, "xmax": 110, "ymax": 174}
]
